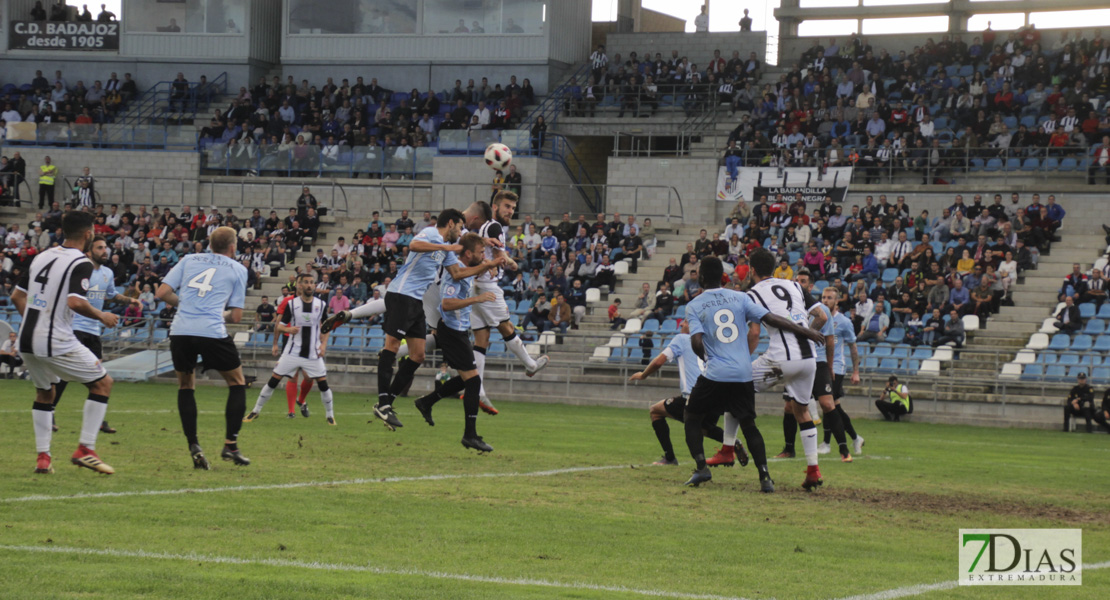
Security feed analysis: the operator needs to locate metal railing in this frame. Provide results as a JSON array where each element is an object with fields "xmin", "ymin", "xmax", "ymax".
[
  {"xmin": 116, "ymin": 73, "xmax": 228, "ymax": 126},
  {"xmin": 0, "ymin": 122, "xmax": 200, "ymax": 149}
]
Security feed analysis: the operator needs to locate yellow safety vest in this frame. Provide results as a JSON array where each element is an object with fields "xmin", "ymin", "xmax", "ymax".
[
  {"xmin": 39, "ymin": 165, "xmax": 56, "ymax": 186},
  {"xmin": 889, "ymin": 384, "xmax": 910, "ymax": 410}
]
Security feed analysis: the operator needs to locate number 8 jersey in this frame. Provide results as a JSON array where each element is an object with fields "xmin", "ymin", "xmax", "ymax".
[
  {"xmin": 162, "ymin": 253, "xmax": 248, "ymax": 339},
  {"xmin": 685, "ymin": 287, "xmax": 768, "ymax": 383},
  {"xmin": 747, "ymin": 278, "xmax": 816, "ymax": 362}
]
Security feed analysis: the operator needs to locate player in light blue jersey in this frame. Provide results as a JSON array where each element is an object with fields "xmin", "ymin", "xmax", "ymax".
[
  {"xmin": 373, "ymin": 209, "xmax": 502, "ymax": 431},
  {"xmin": 410, "ymin": 234, "xmax": 499, "ymax": 452},
  {"xmin": 629, "ymin": 321, "xmax": 745, "ymax": 467},
  {"xmin": 680, "ymin": 256, "xmax": 824, "ymax": 491},
  {"xmin": 156, "ymin": 227, "xmax": 251, "ymax": 470},
  {"xmin": 53, "ymin": 235, "xmax": 141, "ymax": 434},
  {"xmin": 822, "ymin": 286, "xmax": 864, "ymax": 455}
]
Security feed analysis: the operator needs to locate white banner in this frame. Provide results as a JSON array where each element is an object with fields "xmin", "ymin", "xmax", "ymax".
[{"xmin": 716, "ymin": 166, "xmax": 854, "ymax": 203}]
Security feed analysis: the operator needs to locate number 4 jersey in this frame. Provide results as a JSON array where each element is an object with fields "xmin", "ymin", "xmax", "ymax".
[
  {"xmin": 685, "ymin": 288, "xmax": 768, "ymax": 383},
  {"xmin": 162, "ymin": 253, "xmax": 248, "ymax": 339}
]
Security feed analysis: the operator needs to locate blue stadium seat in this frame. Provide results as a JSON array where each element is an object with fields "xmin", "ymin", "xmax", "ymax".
[
  {"xmin": 1095, "ymin": 335, "xmax": 1110, "ymax": 352},
  {"xmin": 1045, "ymin": 365, "xmax": 1068, "ymax": 381},
  {"xmin": 1080, "ymin": 303, "xmax": 1097, "ymax": 319},
  {"xmin": 660, "ymin": 320, "xmax": 678, "ymax": 334},
  {"xmin": 1042, "ymin": 157, "xmax": 1059, "ymax": 171},
  {"xmin": 1057, "ymin": 353, "xmax": 1080, "ymax": 367},
  {"xmin": 902, "ymin": 359, "xmax": 920, "ymax": 374},
  {"xmin": 1084, "ymin": 319, "xmax": 1105, "ymax": 335},
  {"xmin": 912, "ymin": 348, "xmax": 932, "ymax": 359},
  {"xmin": 1099, "ymin": 304, "xmax": 1110, "ymax": 319},
  {"xmin": 1080, "ymin": 355, "xmax": 1102, "ymax": 367},
  {"xmin": 505, "ymin": 299, "xmax": 517, "ymax": 313},
  {"xmin": 881, "ymin": 268, "xmax": 899, "ymax": 283},
  {"xmin": 878, "ymin": 358, "xmax": 900, "ymax": 373},
  {"xmin": 1092, "ymin": 367, "xmax": 1110, "ymax": 383},
  {"xmin": 1021, "ymin": 364, "xmax": 1044, "ymax": 380},
  {"xmin": 1049, "ymin": 334, "xmax": 1071, "ymax": 350},
  {"xmin": 640, "ymin": 319, "xmax": 660, "ymax": 333},
  {"xmin": 958, "ymin": 65, "xmax": 974, "ymax": 78},
  {"xmin": 1021, "ymin": 158, "xmax": 1040, "ymax": 171},
  {"xmin": 871, "ymin": 345, "xmax": 893, "ymax": 358},
  {"xmin": 1071, "ymin": 335, "xmax": 1094, "ymax": 351},
  {"xmin": 863, "ymin": 357, "xmax": 878, "ymax": 370},
  {"xmin": 892, "ymin": 346, "xmax": 910, "ymax": 358},
  {"xmin": 1059, "ymin": 158, "xmax": 1077, "ymax": 171},
  {"xmin": 1004, "ymin": 158, "xmax": 1021, "ymax": 171},
  {"xmin": 1068, "ymin": 366, "xmax": 1090, "ymax": 379},
  {"xmin": 1038, "ymin": 352, "xmax": 1057, "ymax": 364},
  {"xmin": 984, "ymin": 158, "xmax": 1002, "ymax": 172},
  {"xmin": 886, "ymin": 328, "xmax": 905, "ymax": 344}
]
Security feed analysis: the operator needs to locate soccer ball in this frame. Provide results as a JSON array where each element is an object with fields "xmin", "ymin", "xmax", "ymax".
[{"xmin": 484, "ymin": 143, "xmax": 512, "ymax": 171}]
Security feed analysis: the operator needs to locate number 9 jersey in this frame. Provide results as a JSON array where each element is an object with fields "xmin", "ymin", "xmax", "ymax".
[
  {"xmin": 747, "ymin": 278, "xmax": 816, "ymax": 362},
  {"xmin": 685, "ymin": 288, "xmax": 768, "ymax": 382},
  {"xmin": 161, "ymin": 253, "xmax": 248, "ymax": 339}
]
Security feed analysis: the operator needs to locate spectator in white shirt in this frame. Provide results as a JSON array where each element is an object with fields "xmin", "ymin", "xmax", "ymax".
[
  {"xmin": 1, "ymin": 103, "xmax": 21, "ymax": 123},
  {"xmin": 332, "ymin": 237, "xmax": 351, "ymax": 259},
  {"xmin": 919, "ymin": 115, "xmax": 935, "ymax": 139},
  {"xmin": 473, "ymin": 101, "xmax": 491, "ymax": 128}
]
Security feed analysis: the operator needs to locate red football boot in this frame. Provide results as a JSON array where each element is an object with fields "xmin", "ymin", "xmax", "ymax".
[
  {"xmin": 706, "ymin": 445, "xmax": 735, "ymax": 467},
  {"xmin": 802, "ymin": 464, "xmax": 823, "ymax": 491}
]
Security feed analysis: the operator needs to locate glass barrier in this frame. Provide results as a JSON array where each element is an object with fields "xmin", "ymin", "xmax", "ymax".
[
  {"xmin": 127, "ymin": 0, "xmax": 246, "ymax": 34},
  {"xmin": 414, "ymin": 147, "xmax": 436, "ymax": 174},
  {"xmin": 424, "ymin": 0, "xmax": 502, "ymax": 34},
  {"xmin": 287, "ymin": 0, "xmax": 418, "ymax": 34}
]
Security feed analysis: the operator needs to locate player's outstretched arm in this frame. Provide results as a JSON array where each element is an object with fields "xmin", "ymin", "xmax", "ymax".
[
  {"xmin": 67, "ymin": 296, "xmax": 119, "ymax": 328},
  {"xmin": 629, "ymin": 352, "xmax": 668, "ymax": 382},
  {"xmin": 441, "ymin": 291, "xmax": 496, "ymax": 312},
  {"xmin": 445, "ymin": 258, "xmax": 503, "ymax": 281},
  {"xmin": 762, "ymin": 313, "xmax": 825, "ymax": 345},
  {"xmin": 410, "ymin": 240, "xmax": 462, "ymax": 254},
  {"xmin": 155, "ymin": 283, "xmax": 179, "ymax": 307}
]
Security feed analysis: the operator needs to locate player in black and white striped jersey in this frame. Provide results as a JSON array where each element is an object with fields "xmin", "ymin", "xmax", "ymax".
[
  {"xmin": 11, "ymin": 211, "xmax": 119, "ymax": 475},
  {"xmin": 245, "ymin": 273, "xmax": 335, "ymax": 424},
  {"xmin": 470, "ymin": 191, "xmax": 549, "ymax": 413},
  {"xmin": 735, "ymin": 248, "xmax": 828, "ymax": 491}
]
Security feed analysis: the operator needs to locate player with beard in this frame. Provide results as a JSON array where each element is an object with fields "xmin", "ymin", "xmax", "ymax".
[
  {"xmin": 410, "ymin": 233, "xmax": 498, "ymax": 451},
  {"xmin": 52, "ymin": 235, "xmax": 141, "ymax": 435},
  {"xmin": 820, "ymin": 286, "xmax": 865, "ymax": 455}
]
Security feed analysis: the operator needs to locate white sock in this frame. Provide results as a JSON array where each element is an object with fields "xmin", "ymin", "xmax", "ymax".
[
  {"xmin": 505, "ymin": 335, "xmax": 536, "ymax": 370},
  {"xmin": 473, "ymin": 349, "xmax": 487, "ymax": 398},
  {"xmin": 321, "ymin": 389, "xmax": 334, "ymax": 418},
  {"xmin": 349, "ymin": 297, "xmax": 386, "ymax": 319},
  {"xmin": 800, "ymin": 425, "xmax": 819, "ymax": 466},
  {"xmin": 722, "ymin": 412, "xmax": 740, "ymax": 446},
  {"xmin": 80, "ymin": 399, "xmax": 109, "ymax": 449},
  {"xmin": 33, "ymin": 408, "xmax": 53, "ymax": 454},
  {"xmin": 253, "ymin": 383, "xmax": 276, "ymax": 413}
]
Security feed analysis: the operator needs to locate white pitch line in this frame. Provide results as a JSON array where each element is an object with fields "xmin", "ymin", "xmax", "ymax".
[
  {"xmin": 0, "ymin": 544, "xmax": 751, "ymax": 600},
  {"xmin": 0, "ymin": 456, "xmax": 895, "ymax": 504},
  {"xmin": 832, "ymin": 561, "xmax": 1110, "ymax": 600},
  {"xmin": 1, "ymin": 464, "xmax": 629, "ymax": 504}
]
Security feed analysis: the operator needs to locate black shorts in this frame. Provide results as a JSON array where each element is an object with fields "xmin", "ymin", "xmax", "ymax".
[
  {"xmin": 833, "ymin": 374, "xmax": 845, "ymax": 400},
  {"xmin": 812, "ymin": 362, "xmax": 833, "ymax": 399},
  {"xmin": 74, "ymin": 330, "xmax": 104, "ymax": 360},
  {"xmin": 383, "ymin": 292, "xmax": 427, "ymax": 341},
  {"xmin": 435, "ymin": 322, "xmax": 476, "ymax": 371},
  {"xmin": 170, "ymin": 335, "xmax": 241, "ymax": 373},
  {"xmin": 686, "ymin": 376, "xmax": 756, "ymax": 422},
  {"xmin": 663, "ymin": 395, "xmax": 688, "ymax": 420}
]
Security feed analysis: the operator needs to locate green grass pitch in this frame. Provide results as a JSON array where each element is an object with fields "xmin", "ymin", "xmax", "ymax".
[{"xmin": 0, "ymin": 379, "xmax": 1107, "ymax": 599}]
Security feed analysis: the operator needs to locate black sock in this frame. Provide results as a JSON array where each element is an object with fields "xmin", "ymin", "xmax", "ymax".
[
  {"xmin": 177, "ymin": 389, "xmax": 198, "ymax": 446},
  {"xmin": 782, "ymin": 413, "xmax": 797, "ymax": 452},
  {"xmin": 683, "ymin": 410, "xmax": 707, "ymax": 470},
  {"xmin": 838, "ymin": 405, "xmax": 858, "ymax": 439},
  {"xmin": 377, "ymin": 349, "xmax": 396, "ymax": 404},
  {"xmin": 651, "ymin": 419, "xmax": 675, "ymax": 460},
  {"xmin": 226, "ymin": 384, "xmax": 247, "ymax": 443},
  {"xmin": 702, "ymin": 424, "xmax": 725, "ymax": 444},
  {"xmin": 425, "ymin": 375, "xmax": 466, "ymax": 407},
  {"xmin": 824, "ymin": 407, "xmax": 849, "ymax": 456},
  {"xmin": 388, "ymin": 357, "xmax": 421, "ymax": 400},
  {"xmin": 462, "ymin": 376, "xmax": 481, "ymax": 437},
  {"xmin": 53, "ymin": 380, "xmax": 69, "ymax": 407},
  {"xmin": 740, "ymin": 419, "xmax": 769, "ymax": 480}
]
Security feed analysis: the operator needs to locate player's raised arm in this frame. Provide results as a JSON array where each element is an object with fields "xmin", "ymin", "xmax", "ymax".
[
  {"xmin": 761, "ymin": 312, "xmax": 825, "ymax": 345},
  {"xmin": 410, "ymin": 238, "xmax": 463, "ymax": 254},
  {"xmin": 630, "ymin": 351, "xmax": 669, "ymax": 382},
  {"xmin": 445, "ymin": 257, "xmax": 503, "ymax": 281}
]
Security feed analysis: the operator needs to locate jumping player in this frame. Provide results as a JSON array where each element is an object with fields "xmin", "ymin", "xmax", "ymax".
[
  {"xmin": 820, "ymin": 287, "xmax": 865, "ymax": 455},
  {"xmin": 680, "ymin": 256, "xmax": 824, "ymax": 490},
  {"xmin": 629, "ymin": 320, "xmax": 746, "ymax": 467},
  {"xmin": 12, "ymin": 211, "xmax": 119, "ymax": 474},
  {"xmin": 53, "ymin": 235, "xmax": 141, "ymax": 434},
  {"xmin": 244, "ymin": 273, "xmax": 334, "ymax": 424},
  {"xmin": 471, "ymin": 191, "xmax": 550, "ymax": 412},
  {"xmin": 274, "ymin": 286, "xmax": 315, "ymax": 418},
  {"xmin": 410, "ymin": 233, "xmax": 497, "ymax": 451},
  {"xmin": 156, "ymin": 226, "xmax": 251, "ymax": 469},
  {"xmin": 372, "ymin": 209, "xmax": 502, "ymax": 430}
]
